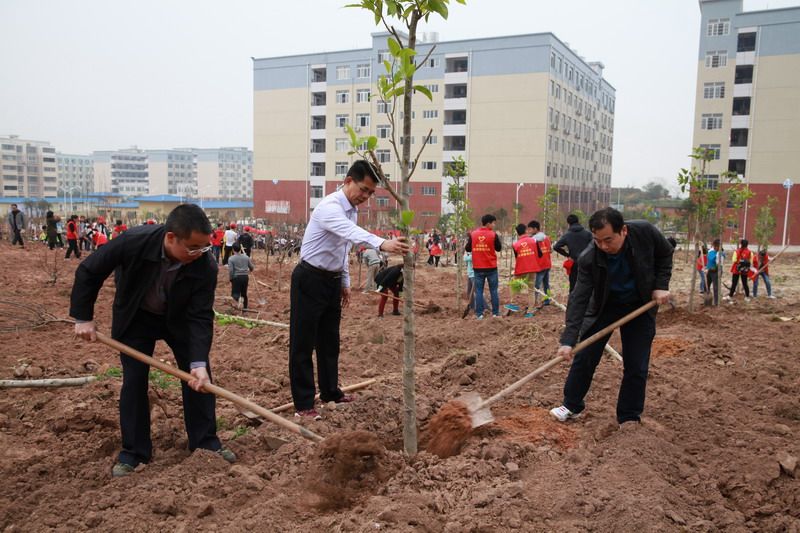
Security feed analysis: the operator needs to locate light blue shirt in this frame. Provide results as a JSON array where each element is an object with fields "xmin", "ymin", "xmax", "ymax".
[{"xmin": 300, "ymin": 189, "xmax": 384, "ymax": 288}]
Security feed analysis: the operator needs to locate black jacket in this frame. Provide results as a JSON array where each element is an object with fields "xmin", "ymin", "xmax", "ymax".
[
  {"xmin": 69, "ymin": 224, "xmax": 218, "ymax": 365},
  {"xmin": 375, "ymin": 265, "xmax": 403, "ymax": 291},
  {"xmin": 560, "ymin": 220, "xmax": 672, "ymax": 347},
  {"xmin": 553, "ymin": 223, "xmax": 593, "ymax": 260}
]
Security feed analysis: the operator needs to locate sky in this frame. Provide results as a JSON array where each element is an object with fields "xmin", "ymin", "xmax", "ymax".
[{"xmin": 1, "ymin": 0, "xmax": 798, "ymax": 194}]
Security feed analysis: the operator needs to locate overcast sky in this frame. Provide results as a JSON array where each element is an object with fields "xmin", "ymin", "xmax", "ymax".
[{"xmin": 1, "ymin": 0, "xmax": 797, "ymax": 193}]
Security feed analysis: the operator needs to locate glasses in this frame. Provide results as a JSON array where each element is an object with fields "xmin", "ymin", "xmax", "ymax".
[{"xmin": 183, "ymin": 243, "xmax": 213, "ymax": 256}]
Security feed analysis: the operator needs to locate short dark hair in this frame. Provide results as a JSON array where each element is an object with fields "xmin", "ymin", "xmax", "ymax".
[
  {"xmin": 566, "ymin": 214, "xmax": 579, "ymax": 225},
  {"xmin": 116, "ymin": 219, "xmax": 123, "ymax": 225},
  {"xmin": 740, "ymin": 239, "xmax": 748, "ymax": 248},
  {"xmin": 588, "ymin": 207, "xmax": 625, "ymax": 233},
  {"xmin": 515, "ymin": 223, "xmax": 527, "ymax": 236},
  {"xmin": 10, "ymin": 204, "xmax": 17, "ymax": 209},
  {"xmin": 165, "ymin": 204, "xmax": 212, "ymax": 239},
  {"xmin": 713, "ymin": 238, "xmax": 721, "ymax": 246},
  {"xmin": 481, "ymin": 214, "xmax": 496, "ymax": 226},
  {"xmin": 232, "ymin": 242, "xmax": 241, "ymax": 253},
  {"xmin": 347, "ymin": 160, "xmax": 378, "ymax": 185},
  {"xmin": 527, "ymin": 220, "xmax": 541, "ymax": 231}
]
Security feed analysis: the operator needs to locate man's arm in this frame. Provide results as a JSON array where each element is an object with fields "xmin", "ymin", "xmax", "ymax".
[
  {"xmin": 650, "ymin": 226, "xmax": 673, "ymax": 291},
  {"xmin": 553, "ymin": 235, "xmax": 570, "ymax": 258},
  {"xmin": 464, "ymin": 233, "xmax": 472, "ymax": 252},
  {"xmin": 559, "ymin": 253, "xmax": 594, "ymax": 347},
  {"xmin": 70, "ymin": 234, "xmax": 130, "ymax": 324},
  {"xmin": 494, "ymin": 233, "xmax": 502, "ymax": 252},
  {"xmin": 185, "ymin": 262, "xmax": 218, "ymax": 369}
]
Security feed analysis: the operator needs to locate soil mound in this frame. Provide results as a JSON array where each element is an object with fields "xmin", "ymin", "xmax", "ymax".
[{"xmin": 424, "ymin": 401, "xmax": 473, "ymax": 458}]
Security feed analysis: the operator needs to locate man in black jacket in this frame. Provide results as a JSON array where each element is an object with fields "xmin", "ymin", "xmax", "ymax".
[
  {"xmin": 553, "ymin": 213, "xmax": 593, "ymax": 292},
  {"xmin": 71, "ymin": 204, "xmax": 234, "ymax": 477},
  {"xmin": 550, "ymin": 207, "xmax": 672, "ymax": 426}
]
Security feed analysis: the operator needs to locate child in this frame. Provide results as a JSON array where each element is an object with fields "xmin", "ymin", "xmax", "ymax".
[
  {"xmin": 375, "ymin": 264, "xmax": 404, "ymax": 317},
  {"xmin": 228, "ymin": 243, "xmax": 254, "ymax": 309},
  {"xmin": 696, "ymin": 245, "xmax": 708, "ymax": 294}
]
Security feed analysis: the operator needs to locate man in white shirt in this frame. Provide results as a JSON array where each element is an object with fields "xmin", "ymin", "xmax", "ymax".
[
  {"xmin": 290, "ymin": 160, "xmax": 409, "ymax": 419},
  {"xmin": 222, "ymin": 224, "xmax": 238, "ymax": 265}
]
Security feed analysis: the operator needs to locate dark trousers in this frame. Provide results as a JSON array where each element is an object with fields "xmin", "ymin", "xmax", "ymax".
[
  {"xmin": 231, "ymin": 276, "xmax": 249, "ymax": 309},
  {"xmin": 568, "ymin": 268, "xmax": 578, "ymax": 293},
  {"xmin": 289, "ymin": 263, "xmax": 344, "ymax": 411},
  {"xmin": 65, "ymin": 238, "xmax": 81, "ymax": 258},
  {"xmin": 562, "ymin": 301, "xmax": 656, "ymax": 423},
  {"xmin": 378, "ymin": 286, "xmax": 400, "ymax": 316},
  {"xmin": 729, "ymin": 273, "xmax": 749, "ymax": 297},
  {"xmin": 117, "ymin": 310, "xmax": 220, "ymax": 467},
  {"xmin": 212, "ymin": 245, "xmax": 222, "ymax": 264},
  {"xmin": 222, "ymin": 245, "xmax": 233, "ymax": 265},
  {"xmin": 707, "ymin": 270, "xmax": 719, "ymax": 305},
  {"xmin": 11, "ymin": 228, "xmax": 23, "ymax": 246}
]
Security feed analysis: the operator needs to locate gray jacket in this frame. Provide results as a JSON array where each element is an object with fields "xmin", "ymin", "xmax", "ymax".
[
  {"xmin": 228, "ymin": 253, "xmax": 253, "ymax": 280},
  {"xmin": 7, "ymin": 210, "xmax": 24, "ymax": 231}
]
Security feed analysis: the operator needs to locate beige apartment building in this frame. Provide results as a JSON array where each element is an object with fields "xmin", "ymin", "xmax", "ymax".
[
  {"xmin": 252, "ymin": 32, "xmax": 615, "ymax": 228},
  {"xmin": 0, "ymin": 135, "xmax": 58, "ymax": 198},
  {"xmin": 57, "ymin": 153, "xmax": 94, "ymax": 197},
  {"xmin": 694, "ymin": 0, "xmax": 800, "ymax": 244}
]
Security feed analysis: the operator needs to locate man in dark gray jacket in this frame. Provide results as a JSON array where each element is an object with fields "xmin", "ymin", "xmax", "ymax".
[
  {"xmin": 6, "ymin": 203, "xmax": 25, "ymax": 247},
  {"xmin": 550, "ymin": 207, "xmax": 672, "ymax": 426},
  {"xmin": 553, "ymin": 213, "xmax": 592, "ymax": 292}
]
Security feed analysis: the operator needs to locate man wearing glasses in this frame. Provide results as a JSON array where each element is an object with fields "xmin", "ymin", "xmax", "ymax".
[
  {"xmin": 290, "ymin": 160, "xmax": 409, "ymax": 420},
  {"xmin": 71, "ymin": 204, "xmax": 235, "ymax": 477}
]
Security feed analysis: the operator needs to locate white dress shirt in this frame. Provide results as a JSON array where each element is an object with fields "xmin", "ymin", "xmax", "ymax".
[{"xmin": 300, "ymin": 189, "xmax": 384, "ymax": 288}]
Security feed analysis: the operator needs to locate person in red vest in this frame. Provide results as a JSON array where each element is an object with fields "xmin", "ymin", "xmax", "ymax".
[
  {"xmin": 695, "ymin": 245, "xmax": 708, "ymax": 294},
  {"xmin": 511, "ymin": 223, "xmax": 539, "ymax": 316},
  {"xmin": 752, "ymin": 248, "xmax": 775, "ymax": 298},
  {"xmin": 528, "ymin": 220, "xmax": 552, "ymax": 306},
  {"xmin": 111, "ymin": 219, "xmax": 128, "ymax": 239},
  {"xmin": 93, "ymin": 228, "xmax": 108, "ymax": 248},
  {"xmin": 465, "ymin": 214, "xmax": 502, "ymax": 319},
  {"xmin": 210, "ymin": 223, "xmax": 225, "ymax": 264},
  {"xmin": 65, "ymin": 215, "xmax": 81, "ymax": 260},
  {"xmin": 725, "ymin": 239, "xmax": 753, "ymax": 301},
  {"xmin": 429, "ymin": 241, "xmax": 442, "ymax": 267}
]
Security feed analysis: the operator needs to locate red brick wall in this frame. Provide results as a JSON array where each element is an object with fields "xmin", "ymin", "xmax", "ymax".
[{"xmin": 725, "ymin": 183, "xmax": 799, "ymax": 245}]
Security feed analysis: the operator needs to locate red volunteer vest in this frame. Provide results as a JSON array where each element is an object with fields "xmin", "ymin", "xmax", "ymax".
[
  {"xmin": 66, "ymin": 220, "xmax": 78, "ymax": 240},
  {"xmin": 470, "ymin": 227, "xmax": 497, "ymax": 269},
  {"xmin": 535, "ymin": 235, "xmax": 553, "ymax": 270},
  {"xmin": 513, "ymin": 237, "xmax": 539, "ymax": 275},
  {"xmin": 730, "ymin": 248, "xmax": 752, "ymax": 274}
]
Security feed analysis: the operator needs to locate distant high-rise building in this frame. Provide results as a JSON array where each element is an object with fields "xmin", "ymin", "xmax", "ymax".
[
  {"xmin": 93, "ymin": 148, "xmax": 149, "ymax": 196},
  {"xmin": 252, "ymin": 31, "xmax": 615, "ymax": 225},
  {"xmin": 57, "ymin": 153, "xmax": 94, "ymax": 197},
  {"xmin": 693, "ymin": 0, "xmax": 800, "ymax": 243},
  {"xmin": 146, "ymin": 149, "xmax": 197, "ymax": 197},
  {"xmin": 0, "ymin": 135, "xmax": 58, "ymax": 198},
  {"xmin": 195, "ymin": 147, "xmax": 253, "ymax": 200}
]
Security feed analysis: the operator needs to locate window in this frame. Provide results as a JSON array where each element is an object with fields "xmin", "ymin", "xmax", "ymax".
[
  {"xmin": 356, "ymin": 89, "xmax": 370, "ymax": 103},
  {"xmin": 376, "ymin": 197, "xmax": 389, "ymax": 207},
  {"xmin": 310, "ymin": 185, "xmax": 324, "ymax": 198},
  {"xmin": 701, "ymin": 113, "xmax": 723, "ymax": 130},
  {"xmin": 335, "ymin": 162, "xmax": 349, "ymax": 176},
  {"xmin": 421, "ymin": 186, "xmax": 437, "ymax": 196},
  {"xmin": 356, "ymin": 64, "xmax": 370, "ymax": 78},
  {"xmin": 550, "ymin": 52, "xmax": 556, "ymax": 69},
  {"xmin": 376, "ymin": 150, "xmax": 391, "ymax": 163},
  {"xmin": 421, "ymin": 161, "xmax": 437, "ymax": 170},
  {"xmin": 735, "ymin": 65, "xmax": 753, "ymax": 84},
  {"xmin": 428, "ymin": 135, "xmax": 438, "ymax": 145},
  {"xmin": 335, "ymin": 114, "xmax": 349, "ymax": 128},
  {"xmin": 335, "ymin": 90, "xmax": 349, "ymax": 104},
  {"xmin": 377, "ymin": 50, "xmax": 388, "ymax": 63},
  {"xmin": 707, "ymin": 18, "xmax": 730, "ymax": 36},
  {"xmin": 732, "ymin": 97, "xmax": 751, "ymax": 116},
  {"xmin": 423, "ymin": 110, "xmax": 438, "ymax": 119},
  {"xmin": 705, "ymin": 51, "xmax": 727, "ymax": 68},
  {"xmin": 428, "ymin": 58, "xmax": 439, "ymax": 68},
  {"xmin": 703, "ymin": 82, "xmax": 725, "ymax": 99},
  {"xmin": 699, "ymin": 144, "xmax": 721, "ymax": 160},
  {"xmin": 376, "ymin": 125, "xmax": 390, "ymax": 138},
  {"xmin": 356, "ymin": 113, "xmax": 370, "ymax": 127},
  {"xmin": 336, "ymin": 65, "xmax": 350, "ymax": 80},
  {"xmin": 335, "ymin": 138, "xmax": 349, "ymax": 152},
  {"xmin": 737, "ymin": 32, "xmax": 756, "ymax": 53},
  {"xmin": 376, "ymin": 100, "xmax": 391, "ymax": 113},
  {"xmin": 730, "ymin": 128, "xmax": 749, "ymax": 147}
]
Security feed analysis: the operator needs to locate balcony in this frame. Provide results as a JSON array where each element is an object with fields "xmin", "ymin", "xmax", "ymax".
[
  {"xmin": 310, "ymin": 105, "xmax": 327, "ymax": 116},
  {"xmin": 309, "ymin": 152, "xmax": 326, "ymax": 163},
  {"xmin": 444, "ymin": 71, "xmax": 468, "ymax": 84},
  {"xmin": 444, "ymin": 97, "xmax": 467, "ymax": 110},
  {"xmin": 731, "ymin": 115, "xmax": 750, "ymax": 129},
  {"xmin": 729, "ymin": 146, "xmax": 748, "ymax": 160},
  {"xmin": 733, "ymin": 83, "xmax": 752, "ymax": 98},
  {"xmin": 310, "ymin": 81, "xmax": 327, "ymax": 93},
  {"xmin": 443, "ymin": 123, "xmax": 467, "ymax": 136},
  {"xmin": 736, "ymin": 51, "xmax": 755, "ymax": 65}
]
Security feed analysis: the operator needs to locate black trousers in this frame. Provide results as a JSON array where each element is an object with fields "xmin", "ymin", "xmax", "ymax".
[
  {"xmin": 231, "ymin": 276, "xmax": 249, "ymax": 309},
  {"xmin": 11, "ymin": 228, "xmax": 23, "ymax": 246},
  {"xmin": 117, "ymin": 310, "xmax": 220, "ymax": 467},
  {"xmin": 568, "ymin": 268, "xmax": 578, "ymax": 293},
  {"xmin": 289, "ymin": 263, "xmax": 344, "ymax": 411},
  {"xmin": 562, "ymin": 301, "xmax": 656, "ymax": 423},
  {"xmin": 65, "ymin": 238, "xmax": 81, "ymax": 258},
  {"xmin": 729, "ymin": 273, "xmax": 750, "ymax": 297},
  {"xmin": 222, "ymin": 245, "xmax": 233, "ymax": 265}
]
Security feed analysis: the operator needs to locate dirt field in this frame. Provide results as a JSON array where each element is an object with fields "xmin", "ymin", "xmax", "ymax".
[{"xmin": 1, "ymin": 241, "xmax": 799, "ymax": 532}]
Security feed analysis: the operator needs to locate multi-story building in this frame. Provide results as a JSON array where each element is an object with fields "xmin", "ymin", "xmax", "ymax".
[
  {"xmin": 195, "ymin": 147, "xmax": 253, "ymax": 200},
  {"xmin": 0, "ymin": 135, "xmax": 58, "ymax": 198},
  {"xmin": 146, "ymin": 149, "xmax": 197, "ymax": 197},
  {"xmin": 693, "ymin": 0, "xmax": 800, "ymax": 244},
  {"xmin": 93, "ymin": 148, "xmax": 149, "ymax": 196},
  {"xmin": 56, "ymin": 153, "xmax": 94, "ymax": 197},
  {"xmin": 252, "ymin": 32, "xmax": 615, "ymax": 227}
]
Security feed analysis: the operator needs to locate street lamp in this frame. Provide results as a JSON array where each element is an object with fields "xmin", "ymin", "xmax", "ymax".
[
  {"xmin": 515, "ymin": 182, "xmax": 524, "ymax": 225},
  {"xmin": 782, "ymin": 178, "xmax": 793, "ymax": 246}
]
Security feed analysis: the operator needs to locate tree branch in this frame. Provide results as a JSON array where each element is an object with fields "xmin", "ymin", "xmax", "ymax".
[{"xmin": 406, "ymin": 128, "xmax": 432, "ymax": 181}]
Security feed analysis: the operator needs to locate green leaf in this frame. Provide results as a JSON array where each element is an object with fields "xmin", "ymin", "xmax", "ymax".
[
  {"xmin": 398, "ymin": 47, "xmax": 417, "ymax": 59},
  {"xmin": 346, "ymin": 124, "xmax": 357, "ymax": 145},
  {"xmin": 383, "ymin": 60, "xmax": 392, "ymax": 74},
  {"xmin": 367, "ymin": 136, "xmax": 378, "ymax": 151},
  {"xmin": 388, "ymin": 37, "xmax": 401, "ymax": 57},
  {"xmin": 400, "ymin": 210, "xmax": 415, "ymax": 227},
  {"xmin": 414, "ymin": 84, "xmax": 432, "ymax": 100}
]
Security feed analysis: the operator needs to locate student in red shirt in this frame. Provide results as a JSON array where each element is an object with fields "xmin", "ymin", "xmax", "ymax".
[
  {"xmin": 465, "ymin": 214, "xmax": 502, "ymax": 319},
  {"xmin": 512, "ymin": 223, "xmax": 539, "ymax": 314},
  {"xmin": 65, "ymin": 215, "xmax": 81, "ymax": 260},
  {"xmin": 528, "ymin": 220, "xmax": 552, "ymax": 305},
  {"xmin": 210, "ymin": 223, "xmax": 225, "ymax": 264},
  {"xmin": 429, "ymin": 241, "xmax": 442, "ymax": 267}
]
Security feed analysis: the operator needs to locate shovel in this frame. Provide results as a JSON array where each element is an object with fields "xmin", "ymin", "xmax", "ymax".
[
  {"xmin": 370, "ymin": 290, "xmax": 429, "ymax": 310},
  {"xmin": 461, "ymin": 299, "xmax": 659, "ymax": 428},
  {"xmin": 94, "ymin": 332, "xmax": 322, "ymax": 443},
  {"xmin": 250, "ymin": 273, "xmax": 267, "ymax": 306}
]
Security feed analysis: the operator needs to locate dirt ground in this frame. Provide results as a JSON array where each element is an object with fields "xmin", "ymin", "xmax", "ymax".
[{"xmin": 1, "ymin": 241, "xmax": 799, "ymax": 532}]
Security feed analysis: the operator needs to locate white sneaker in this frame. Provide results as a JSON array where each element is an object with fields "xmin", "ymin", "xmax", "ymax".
[
  {"xmin": 549, "ymin": 405, "xmax": 580, "ymax": 422},
  {"xmin": 722, "ymin": 295, "xmax": 731, "ymax": 301},
  {"xmin": 744, "ymin": 297, "xmax": 750, "ymax": 302},
  {"xmin": 768, "ymin": 295, "xmax": 776, "ymax": 299}
]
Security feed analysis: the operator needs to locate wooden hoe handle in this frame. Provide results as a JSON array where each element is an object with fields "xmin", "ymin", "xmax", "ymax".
[{"xmin": 95, "ymin": 332, "xmax": 323, "ymax": 443}]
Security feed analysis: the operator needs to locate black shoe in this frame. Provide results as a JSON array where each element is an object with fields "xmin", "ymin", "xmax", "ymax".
[
  {"xmin": 217, "ymin": 447, "xmax": 236, "ymax": 464},
  {"xmin": 111, "ymin": 462, "xmax": 135, "ymax": 478}
]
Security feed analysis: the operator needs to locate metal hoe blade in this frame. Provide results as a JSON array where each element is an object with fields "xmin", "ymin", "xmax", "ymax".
[{"xmin": 460, "ymin": 391, "xmax": 494, "ymax": 428}]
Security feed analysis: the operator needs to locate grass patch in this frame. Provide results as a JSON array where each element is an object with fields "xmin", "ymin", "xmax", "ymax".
[
  {"xmin": 231, "ymin": 425, "xmax": 251, "ymax": 440},
  {"xmin": 149, "ymin": 368, "xmax": 180, "ymax": 390},
  {"xmin": 99, "ymin": 366, "xmax": 122, "ymax": 380}
]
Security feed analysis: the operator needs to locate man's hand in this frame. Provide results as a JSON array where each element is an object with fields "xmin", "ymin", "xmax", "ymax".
[
  {"xmin": 557, "ymin": 345, "xmax": 573, "ymax": 361},
  {"xmin": 380, "ymin": 237, "xmax": 410, "ymax": 256},
  {"xmin": 341, "ymin": 287, "xmax": 351, "ymax": 308},
  {"xmin": 189, "ymin": 367, "xmax": 211, "ymax": 392},
  {"xmin": 74, "ymin": 321, "xmax": 97, "ymax": 341},
  {"xmin": 652, "ymin": 290, "xmax": 671, "ymax": 305}
]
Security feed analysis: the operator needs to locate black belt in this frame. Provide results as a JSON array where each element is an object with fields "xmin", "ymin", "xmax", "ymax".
[{"xmin": 300, "ymin": 260, "xmax": 342, "ymax": 279}]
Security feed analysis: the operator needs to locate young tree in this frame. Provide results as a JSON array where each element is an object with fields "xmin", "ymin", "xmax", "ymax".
[
  {"xmin": 753, "ymin": 196, "xmax": 777, "ymax": 252},
  {"xmin": 677, "ymin": 146, "xmax": 751, "ymax": 311},
  {"xmin": 345, "ymin": 0, "xmax": 466, "ymax": 456},
  {"xmin": 443, "ymin": 156, "xmax": 471, "ymax": 309},
  {"xmin": 537, "ymin": 185, "xmax": 559, "ymax": 235}
]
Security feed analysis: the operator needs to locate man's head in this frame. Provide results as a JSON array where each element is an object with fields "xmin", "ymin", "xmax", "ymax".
[
  {"xmin": 164, "ymin": 204, "xmax": 213, "ymax": 264},
  {"xmin": 10, "ymin": 203, "xmax": 18, "ymax": 212},
  {"xmin": 588, "ymin": 207, "xmax": 627, "ymax": 255},
  {"xmin": 740, "ymin": 239, "xmax": 749, "ymax": 249},
  {"xmin": 232, "ymin": 242, "xmax": 242, "ymax": 254},
  {"xmin": 342, "ymin": 160, "xmax": 378, "ymax": 206},
  {"xmin": 116, "ymin": 219, "xmax": 123, "ymax": 226},
  {"xmin": 515, "ymin": 223, "xmax": 527, "ymax": 237},
  {"xmin": 481, "ymin": 214, "xmax": 496, "ymax": 228},
  {"xmin": 712, "ymin": 238, "xmax": 721, "ymax": 249},
  {"xmin": 566, "ymin": 213, "xmax": 579, "ymax": 225},
  {"xmin": 527, "ymin": 220, "xmax": 541, "ymax": 234}
]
